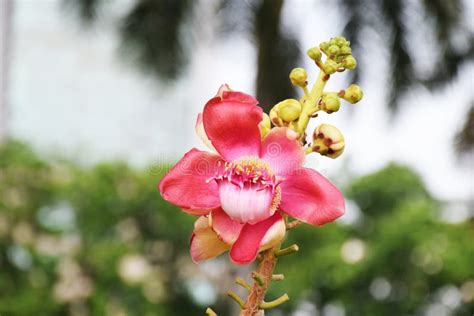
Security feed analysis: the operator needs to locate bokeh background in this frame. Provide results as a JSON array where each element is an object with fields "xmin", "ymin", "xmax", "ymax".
[{"xmin": 0, "ymin": 0, "xmax": 473, "ymax": 315}]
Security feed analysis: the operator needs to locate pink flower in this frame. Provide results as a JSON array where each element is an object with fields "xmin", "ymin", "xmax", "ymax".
[{"xmin": 159, "ymin": 86, "xmax": 345, "ymax": 265}]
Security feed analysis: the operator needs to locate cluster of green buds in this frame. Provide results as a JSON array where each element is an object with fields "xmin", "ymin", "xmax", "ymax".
[
  {"xmin": 316, "ymin": 36, "xmax": 357, "ymax": 73},
  {"xmin": 269, "ymin": 36, "xmax": 363, "ymax": 159}
]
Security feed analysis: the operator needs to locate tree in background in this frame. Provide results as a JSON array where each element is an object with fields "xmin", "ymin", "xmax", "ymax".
[
  {"xmin": 67, "ymin": 0, "xmax": 474, "ymax": 153},
  {"xmin": 0, "ymin": 0, "xmax": 13, "ymax": 144}
]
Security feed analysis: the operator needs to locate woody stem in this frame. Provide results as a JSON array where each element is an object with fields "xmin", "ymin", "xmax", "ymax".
[{"xmin": 239, "ymin": 245, "xmax": 279, "ymax": 316}]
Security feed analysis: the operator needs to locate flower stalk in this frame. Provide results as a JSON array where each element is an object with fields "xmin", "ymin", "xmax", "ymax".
[
  {"xmin": 295, "ymin": 69, "xmax": 328, "ymax": 137},
  {"xmin": 274, "ymin": 244, "xmax": 299, "ymax": 257},
  {"xmin": 260, "ymin": 293, "xmax": 290, "ymax": 309},
  {"xmin": 228, "ymin": 290, "xmax": 246, "ymax": 309},
  {"xmin": 286, "ymin": 219, "xmax": 303, "ymax": 230},
  {"xmin": 271, "ymin": 274, "xmax": 284, "ymax": 281},
  {"xmin": 239, "ymin": 241, "xmax": 298, "ymax": 314},
  {"xmin": 240, "ymin": 246, "xmax": 280, "ymax": 316},
  {"xmin": 236, "ymin": 277, "xmax": 252, "ymax": 291},
  {"xmin": 206, "ymin": 308, "xmax": 218, "ymax": 316}
]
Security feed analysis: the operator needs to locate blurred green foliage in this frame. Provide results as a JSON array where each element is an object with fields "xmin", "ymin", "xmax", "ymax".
[
  {"xmin": 273, "ymin": 164, "xmax": 474, "ymax": 315},
  {"xmin": 0, "ymin": 141, "xmax": 200, "ymax": 315},
  {"xmin": 0, "ymin": 141, "xmax": 473, "ymax": 315}
]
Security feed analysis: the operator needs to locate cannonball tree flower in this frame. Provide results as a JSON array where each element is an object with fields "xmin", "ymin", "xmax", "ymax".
[
  {"xmin": 158, "ymin": 86, "xmax": 345, "ymax": 265},
  {"xmin": 158, "ymin": 37, "xmax": 363, "ymax": 315}
]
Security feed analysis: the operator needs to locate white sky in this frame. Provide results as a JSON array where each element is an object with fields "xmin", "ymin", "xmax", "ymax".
[{"xmin": 7, "ymin": 0, "xmax": 474, "ymax": 202}]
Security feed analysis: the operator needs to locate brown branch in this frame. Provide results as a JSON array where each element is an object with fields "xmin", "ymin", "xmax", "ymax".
[{"xmin": 240, "ymin": 247, "xmax": 279, "ymax": 316}]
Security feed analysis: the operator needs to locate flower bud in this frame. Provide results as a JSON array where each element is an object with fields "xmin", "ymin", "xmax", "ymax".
[
  {"xmin": 276, "ymin": 99, "xmax": 302, "ymax": 122},
  {"xmin": 289, "ymin": 68, "xmax": 308, "ymax": 87},
  {"xmin": 343, "ymin": 55, "xmax": 357, "ymax": 70},
  {"xmin": 270, "ymin": 107, "xmax": 283, "ymax": 127},
  {"xmin": 312, "ymin": 124, "xmax": 345, "ymax": 158},
  {"xmin": 339, "ymin": 46, "xmax": 352, "ymax": 55},
  {"xmin": 323, "ymin": 60, "xmax": 338, "ymax": 75},
  {"xmin": 334, "ymin": 36, "xmax": 349, "ymax": 47},
  {"xmin": 342, "ymin": 84, "xmax": 363, "ymax": 104},
  {"xmin": 259, "ymin": 113, "xmax": 271, "ymax": 138},
  {"xmin": 307, "ymin": 47, "xmax": 322, "ymax": 61},
  {"xmin": 327, "ymin": 45, "xmax": 340, "ymax": 57},
  {"xmin": 320, "ymin": 93, "xmax": 341, "ymax": 113},
  {"xmin": 319, "ymin": 41, "xmax": 329, "ymax": 52}
]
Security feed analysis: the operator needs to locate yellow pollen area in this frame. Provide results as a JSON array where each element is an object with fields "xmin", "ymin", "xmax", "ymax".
[
  {"xmin": 270, "ymin": 186, "xmax": 282, "ymax": 213},
  {"xmin": 227, "ymin": 156, "xmax": 274, "ymax": 176}
]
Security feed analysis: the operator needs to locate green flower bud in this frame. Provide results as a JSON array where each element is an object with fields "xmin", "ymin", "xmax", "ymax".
[
  {"xmin": 328, "ymin": 45, "xmax": 340, "ymax": 57},
  {"xmin": 321, "ymin": 93, "xmax": 341, "ymax": 113},
  {"xmin": 270, "ymin": 106, "xmax": 283, "ymax": 126},
  {"xmin": 289, "ymin": 68, "xmax": 308, "ymax": 87},
  {"xmin": 259, "ymin": 113, "xmax": 271, "ymax": 138},
  {"xmin": 323, "ymin": 60, "xmax": 338, "ymax": 75},
  {"xmin": 307, "ymin": 47, "xmax": 322, "ymax": 61},
  {"xmin": 342, "ymin": 84, "xmax": 363, "ymax": 104},
  {"xmin": 312, "ymin": 124, "xmax": 345, "ymax": 158},
  {"xmin": 319, "ymin": 41, "xmax": 329, "ymax": 52},
  {"xmin": 343, "ymin": 55, "xmax": 357, "ymax": 70},
  {"xmin": 335, "ymin": 36, "xmax": 349, "ymax": 47},
  {"xmin": 329, "ymin": 38, "xmax": 338, "ymax": 46},
  {"xmin": 276, "ymin": 99, "xmax": 302, "ymax": 122},
  {"xmin": 339, "ymin": 46, "xmax": 352, "ymax": 55}
]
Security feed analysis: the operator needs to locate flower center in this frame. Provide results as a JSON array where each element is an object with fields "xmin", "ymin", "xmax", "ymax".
[{"xmin": 210, "ymin": 157, "xmax": 282, "ymax": 224}]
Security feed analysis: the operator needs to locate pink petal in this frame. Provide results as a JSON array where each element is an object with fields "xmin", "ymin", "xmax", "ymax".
[
  {"xmin": 260, "ymin": 127, "xmax": 305, "ymax": 175},
  {"xmin": 279, "ymin": 168, "xmax": 345, "ymax": 225},
  {"xmin": 209, "ymin": 208, "xmax": 244, "ymax": 244},
  {"xmin": 203, "ymin": 91, "xmax": 263, "ymax": 161},
  {"xmin": 190, "ymin": 216, "xmax": 230, "ymax": 263},
  {"xmin": 158, "ymin": 148, "xmax": 224, "ymax": 210},
  {"xmin": 221, "ymin": 90, "xmax": 259, "ymax": 105},
  {"xmin": 229, "ymin": 212, "xmax": 283, "ymax": 265},
  {"xmin": 195, "ymin": 113, "xmax": 216, "ymax": 152}
]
